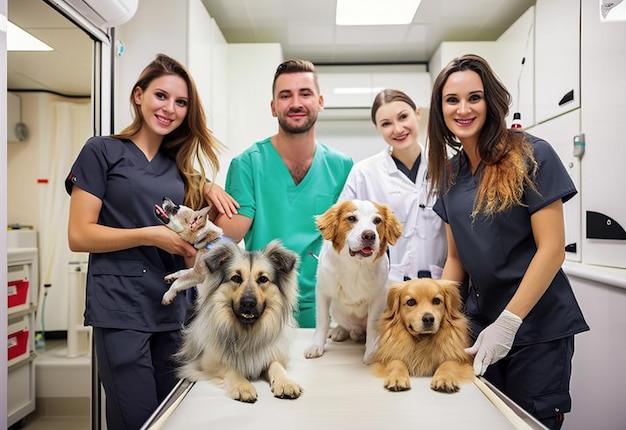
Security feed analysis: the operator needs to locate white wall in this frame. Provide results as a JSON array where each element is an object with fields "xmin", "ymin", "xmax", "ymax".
[
  {"xmin": 316, "ymin": 119, "xmax": 380, "ymax": 163},
  {"xmin": 222, "ymin": 43, "xmax": 283, "ymax": 184}
]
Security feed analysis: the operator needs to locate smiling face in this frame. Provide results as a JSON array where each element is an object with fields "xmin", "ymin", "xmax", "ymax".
[
  {"xmin": 441, "ymin": 70, "xmax": 487, "ymax": 147},
  {"xmin": 133, "ymin": 74, "xmax": 189, "ymax": 139},
  {"xmin": 374, "ymin": 100, "xmax": 421, "ymax": 152},
  {"xmin": 271, "ymin": 72, "xmax": 324, "ymax": 134}
]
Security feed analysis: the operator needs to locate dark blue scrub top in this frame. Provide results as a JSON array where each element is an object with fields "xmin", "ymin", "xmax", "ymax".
[
  {"xmin": 434, "ymin": 134, "xmax": 589, "ymax": 345},
  {"xmin": 65, "ymin": 136, "xmax": 187, "ymax": 331}
]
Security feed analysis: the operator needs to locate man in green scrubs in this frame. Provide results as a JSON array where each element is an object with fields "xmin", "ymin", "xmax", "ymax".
[{"xmin": 215, "ymin": 59, "xmax": 353, "ymax": 327}]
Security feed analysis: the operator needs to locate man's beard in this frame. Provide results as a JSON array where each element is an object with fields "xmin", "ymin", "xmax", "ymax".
[{"xmin": 277, "ymin": 110, "xmax": 318, "ymax": 134}]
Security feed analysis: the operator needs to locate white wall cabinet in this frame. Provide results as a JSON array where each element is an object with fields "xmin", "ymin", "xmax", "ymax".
[
  {"xmin": 527, "ymin": 109, "xmax": 582, "ymax": 262},
  {"xmin": 579, "ymin": 0, "xmax": 626, "ymax": 270},
  {"xmin": 534, "ymin": 0, "xmax": 581, "ymax": 123},
  {"xmin": 7, "ymin": 232, "xmax": 39, "ymax": 427}
]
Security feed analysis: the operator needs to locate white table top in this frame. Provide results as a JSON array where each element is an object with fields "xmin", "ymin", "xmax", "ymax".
[{"xmin": 144, "ymin": 329, "xmax": 544, "ymax": 430}]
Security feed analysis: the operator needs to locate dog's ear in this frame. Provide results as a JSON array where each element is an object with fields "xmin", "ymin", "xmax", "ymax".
[
  {"xmin": 263, "ymin": 239, "xmax": 299, "ymax": 274},
  {"xmin": 315, "ymin": 203, "xmax": 340, "ymax": 241},
  {"xmin": 204, "ymin": 241, "xmax": 237, "ymax": 272},
  {"xmin": 197, "ymin": 205, "xmax": 211, "ymax": 218},
  {"xmin": 375, "ymin": 203, "xmax": 403, "ymax": 246},
  {"xmin": 190, "ymin": 206, "xmax": 211, "ymax": 230},
  {"xmin": 380, "ymin": 282, "xmax": 404, "ymax": 323},
  {"xmin": 438, "ymin": 280, "xmax": 463, "ymax": 321}
]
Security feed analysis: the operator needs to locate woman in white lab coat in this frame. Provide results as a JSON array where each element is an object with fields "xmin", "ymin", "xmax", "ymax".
[{"xmin": 339, "ymin": 88, "xmax": 446, "ymax": 284}]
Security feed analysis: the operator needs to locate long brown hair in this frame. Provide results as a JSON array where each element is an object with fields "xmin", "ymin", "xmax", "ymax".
[
  {"xmin": 427, "ymin": 54, "xmax": 537, "ymax": 218},
  {"xmin": 113, "ymin": 53, "xmax": 220, "ymax": 209}
]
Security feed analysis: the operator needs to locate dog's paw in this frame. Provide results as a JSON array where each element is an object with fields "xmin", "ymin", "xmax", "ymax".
[
  {"xmin": 384, "ymin": 375, "xmax": 411, "ymax": 392},
  {"xmin": 328, "ymin": 326, "xmax": 350, "ymax": 342},
  {"xmin": 271, "ymin": 379, "xmax": 302, "ymax": 400},
  {"xmin": 163, "ymin": 274, "xmax": 177, "ymax": 284},
  {"xmin": 161, "ymin": 290, "xmax": 177, "ymax": 306},
  {"xmin": 230, "ymin": 382, "xmax": 258, "ymax": 403},
  {"xmin": 304, "ymin": 344, "xmax": 324, "ymax": 359},
  {"xmin": 430, "ymin": 375, "xmax": 460, "ymax": 393},
  {"xmin": 349, "ymin": 329, "xmax": 366, "ymax": 343}
]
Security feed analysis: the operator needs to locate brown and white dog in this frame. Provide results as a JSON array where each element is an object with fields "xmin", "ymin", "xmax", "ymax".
[
  {"xmin": 304, "ymin": 199, "xmax": 403, "ymax": 363},
  {"xmin": 154, "ymin": 197, "xmax": 224, "ymax": 305}
]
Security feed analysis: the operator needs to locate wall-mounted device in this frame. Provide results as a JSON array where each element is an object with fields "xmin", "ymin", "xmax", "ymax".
[
  {"xmin": 573, "ymin": 133, "xmax": 585, "ymax": 158},
  {"xmin": 7, "ymin": 92, "xmax": 29, "ymax": 142}
]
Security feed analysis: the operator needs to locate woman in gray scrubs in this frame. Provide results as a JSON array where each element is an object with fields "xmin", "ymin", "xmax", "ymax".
[
  {"xmin": 427, "ymin": 54, "xmax": 588, "ymax": 430},
  {"xmin": 65, "ymin": 54, "xmax": 236, "ymax": 430}
]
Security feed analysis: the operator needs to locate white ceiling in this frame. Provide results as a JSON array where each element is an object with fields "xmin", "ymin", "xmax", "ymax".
[
  {"xmin": 7, "ymin": 0, "xmax": 535, "ymax": 96},
  {"xmin": 201, "ymin": 0, "xmax": 535, "ymax": 64}
]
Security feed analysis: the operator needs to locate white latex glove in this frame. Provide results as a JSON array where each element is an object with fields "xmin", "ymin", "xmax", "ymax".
[{"xmin": 464, "ymin": 309, "xmax": 523, "ymax": 376}]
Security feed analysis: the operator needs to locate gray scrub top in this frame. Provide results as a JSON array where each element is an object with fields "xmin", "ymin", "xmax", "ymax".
[
  {"xmin": 434, "ymin": 134, "xmax": 589, "ymax": 345},
  {"xmin": 65, "ymin": 136, "xmax": 187, "ymax": 331}
]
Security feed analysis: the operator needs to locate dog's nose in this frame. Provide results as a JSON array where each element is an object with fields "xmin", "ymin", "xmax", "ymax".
[
  {"xmin": 422, "ymin": 313, "xmax": 435, "ymax": 327},
  {"xmin": 240, "ymin": 294, "xmax": 257, "ymax": 314},
  {"xmin": 361, "ymin": 230, "xmax": 376, "ymax": 242}
]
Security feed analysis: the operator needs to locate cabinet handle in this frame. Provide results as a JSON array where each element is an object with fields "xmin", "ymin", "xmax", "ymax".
[
  {"xmin": 586, "ymin": 211, "xmax": 626, "ymax": 240},
  {"xmin": 558, "ymin": 90, "xmax": 575, "ymax": 106}
]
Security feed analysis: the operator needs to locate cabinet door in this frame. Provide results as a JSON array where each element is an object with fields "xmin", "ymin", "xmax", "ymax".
[
  {"xmin": 495, "ymin": 6, "xmax": 535, "ymax": 128},
  {"xmin": 580, "ymin": 0, "xmax": 626, "ymax": 269},
  {"xmin": 534, "ymin": 0, "xmax": 581, "ymax": 123},
  {"xmin": 527, "ymin": 109, "xmax": 582, "ymax": 262}
]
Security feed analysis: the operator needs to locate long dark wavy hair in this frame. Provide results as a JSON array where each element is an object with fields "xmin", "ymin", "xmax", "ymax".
[
  {"xmin": 427, "ymin": 54, "xmax": 537, "ymax": 218},
  {"xmin": 113, "ymin": 53, "xmax": 220, "ymax": 210}
]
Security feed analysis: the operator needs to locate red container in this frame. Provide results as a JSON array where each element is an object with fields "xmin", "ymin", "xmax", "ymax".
[
  {"xmin": 8, "ymin": 322, "xmax": 29, "ymax": 362},
  {"xmin": 7, "ymin": 280, "xmax": 29, "ymax": 309}
]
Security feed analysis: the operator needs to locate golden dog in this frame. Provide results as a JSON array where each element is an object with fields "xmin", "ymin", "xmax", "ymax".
[
  {"xmin": 175, "ymin": 239, "xmax": 302, "ymax": 403},
  {"xmin": 372, "ymin": 278, "xmax": 474, "ymax": 393}
]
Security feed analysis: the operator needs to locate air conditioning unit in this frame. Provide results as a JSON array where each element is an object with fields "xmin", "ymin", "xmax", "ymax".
[
  {"xmin": 317, "ymin": 64, "xmax": 432, "ymax": 121},
  {"xmin": 61, "ymin": 0, "xmax": 138, "ymax": 28}
]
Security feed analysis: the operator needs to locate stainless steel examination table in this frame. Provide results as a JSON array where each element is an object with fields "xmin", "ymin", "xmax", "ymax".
[{"xmin": 141, "ymin": 329, "xmax": 547, "ymax": 430}]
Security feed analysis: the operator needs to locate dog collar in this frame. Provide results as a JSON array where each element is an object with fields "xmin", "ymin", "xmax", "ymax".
[{"xmin": 196, "ymin": 235, "xmax": 231, "ymax": 250}]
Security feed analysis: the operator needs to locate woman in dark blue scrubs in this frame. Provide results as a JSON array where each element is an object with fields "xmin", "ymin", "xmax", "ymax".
[
  {"xmin": 427, "ymin": 54, "xmax": 589, "ymax": 430},
  {"xmin": 65, "ymin": 54, "xmax": 237, "ymax": 430}
]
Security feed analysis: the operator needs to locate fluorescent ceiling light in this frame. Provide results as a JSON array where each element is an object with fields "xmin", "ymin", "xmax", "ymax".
[
  {"xmin": 336, "ymin": 0, "xmax": 422, "ymax": 26},
  {"xmin": 7, "ymin": 21, "xmax": 53, "ymax": 51}
]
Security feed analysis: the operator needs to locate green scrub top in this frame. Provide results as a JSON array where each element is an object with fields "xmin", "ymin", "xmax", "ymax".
[{"xmin": 225, "ymin": 137, "xmax": 353, "ymax": 327}]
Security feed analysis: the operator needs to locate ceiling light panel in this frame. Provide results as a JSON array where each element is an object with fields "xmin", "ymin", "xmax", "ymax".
[{"xmin": 336, "ymin": 0, "xmax": 422, "ymax": 26}]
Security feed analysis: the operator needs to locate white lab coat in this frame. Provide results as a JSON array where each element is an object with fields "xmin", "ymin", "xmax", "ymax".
[{"xmin": 338, "ymin": 146, "xmax": 447, "ymax": 284}]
